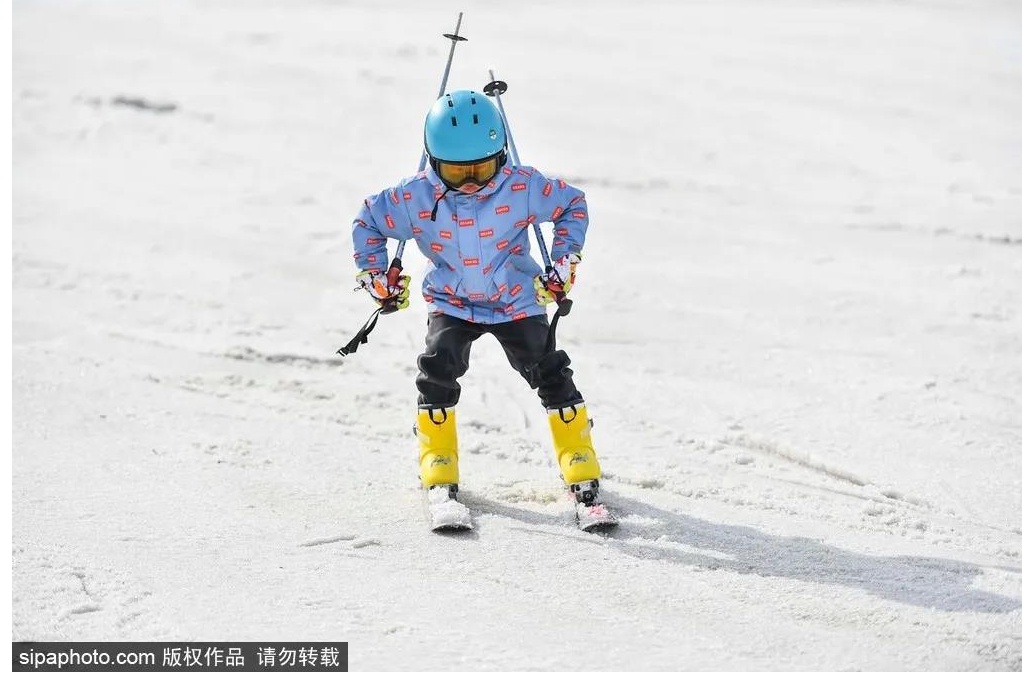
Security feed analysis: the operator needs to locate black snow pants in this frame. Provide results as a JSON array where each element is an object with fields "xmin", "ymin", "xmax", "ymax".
[{"xmin": 416, "ymin": 313, "xmax": 583, "ymax": 411}]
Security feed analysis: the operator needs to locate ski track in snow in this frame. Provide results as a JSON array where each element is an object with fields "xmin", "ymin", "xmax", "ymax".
[{"xmin": 13, "ymin": 0, "xmax": 1022, "ymax": 671}]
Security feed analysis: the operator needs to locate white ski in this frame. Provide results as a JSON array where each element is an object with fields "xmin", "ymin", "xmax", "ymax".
[
  {"xmin": 576, "ymin": 501, "xmax": 619, "ymax": 532},
  {"xmin": 424, "ymin": 485, "xmax": 473, "ymax": 532}
]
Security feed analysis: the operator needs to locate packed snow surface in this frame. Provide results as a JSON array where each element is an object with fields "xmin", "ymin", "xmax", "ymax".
[{"xmin": 13, "ymin": 0, "xmax": 1022, "ymax": 671}]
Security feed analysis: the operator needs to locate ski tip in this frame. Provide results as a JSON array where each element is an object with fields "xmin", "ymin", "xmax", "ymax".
[
  {"xmin": 431, "ymin": 522, "xmax": 474, "ymax": 534},
  {"xmin": 580, "ymin": 519, "xmax": 619, "ymax": 534},
  {"xmin": 576, "ymin": 502, "xmax": 619, "ymax": 534}
]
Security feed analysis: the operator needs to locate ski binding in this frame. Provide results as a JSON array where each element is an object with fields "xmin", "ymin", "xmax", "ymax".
[{"xmin": 570, "ymin": 480, "xmax": 618, "ymax": 532}]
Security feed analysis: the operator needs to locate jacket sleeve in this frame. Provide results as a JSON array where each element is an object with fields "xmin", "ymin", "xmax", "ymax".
[
  {"xmin": 352, "ymin": 184, "xmax": 414, "ymax": 272},
  {"xmin": 526, "ymin": 168, "xmax": 588, "ymax": 262}
]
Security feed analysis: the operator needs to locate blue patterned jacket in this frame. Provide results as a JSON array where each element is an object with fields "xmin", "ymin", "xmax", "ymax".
[{"xmin": 352, "ymin": 163, "xmax": 588, "ymax": 323}]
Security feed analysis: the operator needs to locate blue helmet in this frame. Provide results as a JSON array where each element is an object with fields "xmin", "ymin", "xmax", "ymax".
[{"xmin": 424, "ymin": 90, "xmax": 507, "ymax": 162}]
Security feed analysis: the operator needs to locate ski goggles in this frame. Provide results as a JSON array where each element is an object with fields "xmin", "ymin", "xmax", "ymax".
[{"xmin": 434, "ymin": 154, "xmax": 501, "ymax": 189}]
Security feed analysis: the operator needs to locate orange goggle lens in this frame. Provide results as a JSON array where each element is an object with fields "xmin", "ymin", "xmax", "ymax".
[{"xmin": 436, "ymin": 156, "xmax": 499, "ymax": 188}]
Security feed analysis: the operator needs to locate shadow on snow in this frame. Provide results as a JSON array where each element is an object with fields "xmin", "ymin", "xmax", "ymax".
[{"xmin": 464, "ymin": 490, "xmax": 1021, "ymax": 614}]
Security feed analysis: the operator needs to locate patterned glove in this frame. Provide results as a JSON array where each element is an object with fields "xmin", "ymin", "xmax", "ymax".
[
  {"xmin": 533, "ymin": 253, "xmax": 580, "ymax": 306},
  {"xmin": 356, "ymin": 269, "xmax": 411, "ymax": 310}
]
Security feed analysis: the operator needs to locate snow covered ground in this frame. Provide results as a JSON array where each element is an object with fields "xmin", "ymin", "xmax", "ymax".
[{"xmin": 12, "ymin": 0, "xmax": 1022, "ymax": 671}]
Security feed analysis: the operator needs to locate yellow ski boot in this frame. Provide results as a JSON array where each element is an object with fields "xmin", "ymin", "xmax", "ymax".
[
  {"xmin": 415, "ymin": 407, "xmax": 471, "ymax": 531},
  {"xmin": 548, "ymin": 403, "xmax": 602, "ymax": 484},
  {"xmin": 548, "ymin": 403, "xmax": 617, "ymax": 531},
  {"xmin": 416, "ymin": 407, "xmax": 459, "ymax": 487}
]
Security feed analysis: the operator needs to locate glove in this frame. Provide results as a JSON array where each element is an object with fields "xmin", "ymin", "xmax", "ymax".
[
  {"xmin": 356, "ymin": 269, "xmax": 411, "ymax": 310},
  {"xmin": 533, "ymin": 253, "xmax": 580, "ymax": 305}
]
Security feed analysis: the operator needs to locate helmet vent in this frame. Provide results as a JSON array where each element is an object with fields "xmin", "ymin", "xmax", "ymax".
[
  {"xmin": 472, "ymin": 114, "xmax": 478, "ymax": 124},
  {"xmin": 450, "ymin": 116, "xmax": 457, "ymax": 126},
  {"xmin": 446, "ymin": 98, "xmax": 454, "ymax": 108},
  {"xmin": 471, "ymin": 96, "xmax": 477, "ymax": 104}
]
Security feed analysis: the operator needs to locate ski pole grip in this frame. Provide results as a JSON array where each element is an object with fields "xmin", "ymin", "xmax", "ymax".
[
  {"xmin": 380, "ymin": 256, "xmax": 404, "ymax": 316},
  {"xmin": 541, "ymin": 265, "xmax": 572, "ymax": 315},
  {"xmin": 385, "ymin": 256, "xmax": 403, "ymax": 288}
]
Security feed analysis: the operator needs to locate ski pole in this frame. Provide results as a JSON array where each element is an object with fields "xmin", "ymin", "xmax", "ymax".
[
  {"xmin": 382, "ymin": 13, "xmax": 467, "ymax": 314},
  {"xmin": 483, "ymin": 71, "xmax": 553, "ymax": 272},
  {"xmin": 483, "ymin": 71, "xmax": 572, "ymax": 336},
  {"xmin": 338, "ymin": 14, "xmax": 466, "ymax": 357}
]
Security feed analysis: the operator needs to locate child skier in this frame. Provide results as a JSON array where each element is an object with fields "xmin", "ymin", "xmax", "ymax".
[{"xmin": 351, "ymin": 89, "xmax": 612, "ymax": 529}]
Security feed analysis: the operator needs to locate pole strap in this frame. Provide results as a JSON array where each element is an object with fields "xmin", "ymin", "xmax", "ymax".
[
  {"xmin": 545, "ymin": 298, "xmax": 573, "ymax": 355},
  {"xmin": 337, "ymin": 307, "xmax": 385, "ymax": 357}
]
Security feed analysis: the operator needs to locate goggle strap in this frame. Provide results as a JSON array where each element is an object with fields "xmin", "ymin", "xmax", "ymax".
[{"xmin": 429, "ymin": 186, "xmax": 451, "ymax": 222}]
